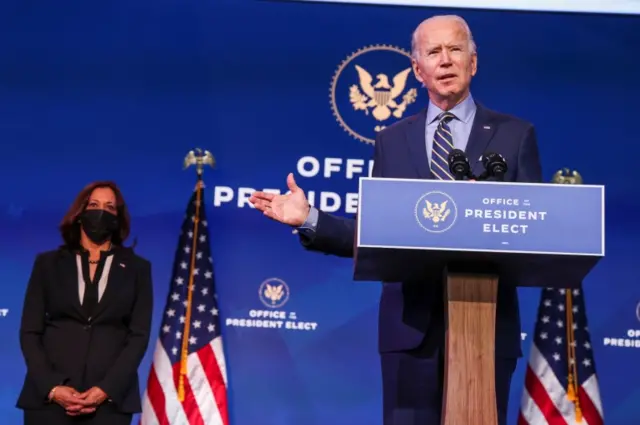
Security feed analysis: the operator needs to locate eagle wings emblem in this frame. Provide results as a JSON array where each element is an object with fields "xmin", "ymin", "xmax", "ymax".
[
  {"xmin": 423, "ymin": 200, "xmax": 451, "ymax": 225},
  {"xmin": 552, "ymin": 168, "xmax": 583, "ymax": 185},
  {"xmin": 349, "ymin": 65, "xmax": 417, "ymax": 122},
  {"xmin": 263, "ymin": 283, "xmax": 285, "ymax": 305}
]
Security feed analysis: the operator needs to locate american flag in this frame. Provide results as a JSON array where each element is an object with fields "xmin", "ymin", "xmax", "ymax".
[
  {"xmin": 519, "ymin": 287, "xmax": 603, "ymax": 425},
  {"xmin": 140, "ymin": 184, "xmax": 229, "ymax": 425}
]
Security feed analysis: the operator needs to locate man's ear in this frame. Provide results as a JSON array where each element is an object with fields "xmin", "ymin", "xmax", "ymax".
[
  {"xmin": 411, "ymin": 58, "xmax": 424, "ymax": 84},
  {"xmin": 471, "ymin": 53, "xmax": 478, "ymax": 77}
]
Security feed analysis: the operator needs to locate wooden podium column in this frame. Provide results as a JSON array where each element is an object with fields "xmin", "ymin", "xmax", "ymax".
[{"xmin": 441, "ymin": 271, "xmax": 499, "ymax": 425}]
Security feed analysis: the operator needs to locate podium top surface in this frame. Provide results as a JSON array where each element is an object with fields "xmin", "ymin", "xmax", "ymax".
[
  {"xmin": 356, "ymin": 177, "xmax": 605, "ymax": 258},
  {"xmin": 357, "ymin": 177, "xmax": 605, "ymax": 189}
]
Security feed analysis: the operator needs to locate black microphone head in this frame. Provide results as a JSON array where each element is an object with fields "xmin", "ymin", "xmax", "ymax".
[
  {"xmin": 447, "ymin": 149, "xmax": 471, "ymax": 180},
  {"xmin": 481, "ymin": 152, "xmax": 498, "ymax": 166},
  {"xmin": 481, "ymin": 152, "xmax": 508, "ymax": 179},
  {"xmin": 447, "ymin": 149, "xmax": 467, "ymax": 165}
]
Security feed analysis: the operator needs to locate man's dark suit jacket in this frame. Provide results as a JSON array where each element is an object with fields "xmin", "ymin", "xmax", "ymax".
[
  {"xmin": 299, "ymin": 102, "xmax": 542, "ymax": 359},
  {"xmin": 16, "ymin": 246, "xmax": 153, "ymax": 414}
]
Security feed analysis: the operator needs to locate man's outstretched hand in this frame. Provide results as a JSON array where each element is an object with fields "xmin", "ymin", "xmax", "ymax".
[{"xmin": 249, "ymin": 173, "xmax": 310, "ymax": 227}]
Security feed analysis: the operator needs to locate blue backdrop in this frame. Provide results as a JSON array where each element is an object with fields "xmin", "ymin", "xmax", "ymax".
[{"xmin": 1, "ymin": 1, "xmax": 639, "ymax": 424}]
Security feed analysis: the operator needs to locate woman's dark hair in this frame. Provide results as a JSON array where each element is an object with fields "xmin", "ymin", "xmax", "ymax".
[{"xmin": 59, "ymin": 181, "xmax": 131, "ymax": 250}]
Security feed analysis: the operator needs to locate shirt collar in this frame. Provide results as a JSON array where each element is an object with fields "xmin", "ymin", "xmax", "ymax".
[{"xmin": 426, "ymin": 93, "xmax": 476, "ymax": 124}]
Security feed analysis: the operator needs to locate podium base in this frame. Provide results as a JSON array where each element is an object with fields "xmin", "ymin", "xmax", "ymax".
[{"xmin": 442, "ymin": 271, "xmax": 499, "ymax": 425}]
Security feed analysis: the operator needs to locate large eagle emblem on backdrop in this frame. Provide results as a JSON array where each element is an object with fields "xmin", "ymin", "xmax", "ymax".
[{"xmin": 349, "ymin": 65, "xmax": 417, "ymax": 122}]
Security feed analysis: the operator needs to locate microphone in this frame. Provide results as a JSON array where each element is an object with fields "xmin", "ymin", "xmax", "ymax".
[
  {"xmin": 447, "ymin": 149, "xmax": 473, "ymax": 180},
  {"xmin": 480, "ymin": 152, "xmax": 508, "ymax": 181}
]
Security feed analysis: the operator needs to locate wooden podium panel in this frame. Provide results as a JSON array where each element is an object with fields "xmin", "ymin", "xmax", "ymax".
[{"xmin": 441, "ymin": 272, "xmax": 499, "ymax": 425}]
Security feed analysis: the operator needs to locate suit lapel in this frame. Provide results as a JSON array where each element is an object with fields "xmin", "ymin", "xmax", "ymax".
[
  {"xmin": 56, "ymin": 249, "xmax": 86, "ymax": 319},
  {"xmin": 91, "ymin": 248, "xmax": 132, "ymax": 320},
  {"xmin": 405, "ymin": 107, "xmax": 432, "ymax": 179},
  {"xmin": 465, "ymin": 103, "xmax": 498, "ymax": 175}
]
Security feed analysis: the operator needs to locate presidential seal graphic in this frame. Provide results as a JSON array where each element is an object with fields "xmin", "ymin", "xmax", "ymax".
[
  {"xmin": 330, "ymin": 44, "xmax": 423, "ymax": 144},
  {"xmin": 259, "ymin": 277, "xmax": 290, "ymax": 309},
  {"xmin": 415, "ymin": 191, "xmax": 458, "ymax": 233}
]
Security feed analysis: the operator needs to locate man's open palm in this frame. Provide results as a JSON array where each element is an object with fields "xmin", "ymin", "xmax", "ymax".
[{"xmin": 249, "ymin": 173, "xmax": 310, "ymax": 227}]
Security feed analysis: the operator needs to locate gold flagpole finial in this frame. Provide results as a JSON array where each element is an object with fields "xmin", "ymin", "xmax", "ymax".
[
  {"xmin": 551, "ymin": 168, "xmax": 583, "ymax": 185},
  {"xmin": 183, "ymin": 148, "xmax": 215, "ymax": 178}
]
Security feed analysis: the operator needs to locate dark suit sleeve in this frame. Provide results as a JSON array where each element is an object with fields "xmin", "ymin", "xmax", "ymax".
[
  {"xmin": 19, "ymin": 253, "xmax": 69, "ymax": 399},
  {"xmin": 97, "ymin": 258, "xmax": 153, "ymax": 405},
  {"xmin": 299, "ymin": 132, "xmax": 385, "ymax": 257},
  {"xmin": 516, "ymin": 124, "xmax": 543, "ymax": 183}
]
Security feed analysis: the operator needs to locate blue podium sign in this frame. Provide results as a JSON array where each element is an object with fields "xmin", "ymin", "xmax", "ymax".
[{"xmin": 356, "ymin": 178, "xmax": 604, "ymax": 256}]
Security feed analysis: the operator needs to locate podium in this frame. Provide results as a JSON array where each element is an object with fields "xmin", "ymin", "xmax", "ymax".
[{"xmin": 353, "ymin": 177, "xmax": 604, "ymax": 425}]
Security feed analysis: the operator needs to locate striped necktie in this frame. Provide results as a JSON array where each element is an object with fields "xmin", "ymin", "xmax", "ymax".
[{"xmin": 430, "ymin": 112, "xmax": 456, "ymax": 180}]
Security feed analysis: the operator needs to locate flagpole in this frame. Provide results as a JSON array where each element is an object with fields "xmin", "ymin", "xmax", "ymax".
[
  {"xmin": 552, "ymin": 168, "xmax": 584, "ymax": 422},
  {"xmin": 178, "ymin": 149, "xmax": 215, "ymax": 402},
  {"xmin": 565, "ymin": 290, "xmax": 583, "ymax": 421}
]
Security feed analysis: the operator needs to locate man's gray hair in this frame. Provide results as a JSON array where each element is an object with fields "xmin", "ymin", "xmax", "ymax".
[{"xmin": 411, "ymin": 15, "xmax": 477, "ymax": 59}]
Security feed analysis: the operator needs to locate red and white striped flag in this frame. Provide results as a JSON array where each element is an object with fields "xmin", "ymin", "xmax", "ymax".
[
  {"xmin": 518, "ymin": 287, "xmax": 603, "ymax": 425},
  {"xmin": 140, "ymin": 185, "xmax": 229, "ymax": 425}
]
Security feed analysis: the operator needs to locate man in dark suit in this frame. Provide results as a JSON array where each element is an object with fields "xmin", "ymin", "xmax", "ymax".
[{"xmin": 250, "ymin": 14, "xmax": 542, "ymax": 425}]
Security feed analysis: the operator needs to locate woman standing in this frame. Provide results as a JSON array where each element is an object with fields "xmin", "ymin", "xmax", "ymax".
[{"xmin": 16, "ymin": 181, "xmax": 153, "ymax": 425}]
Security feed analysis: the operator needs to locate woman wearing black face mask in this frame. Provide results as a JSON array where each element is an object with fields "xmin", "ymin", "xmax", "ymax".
[{"xmin": 16, "ymin": 181, "xmax": 153, "ymax": 425}]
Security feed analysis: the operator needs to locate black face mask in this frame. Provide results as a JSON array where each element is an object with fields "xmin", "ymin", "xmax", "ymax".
[{"xmin": 79, "ymin": 209, "xmax": 118, "ymax": 245}]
